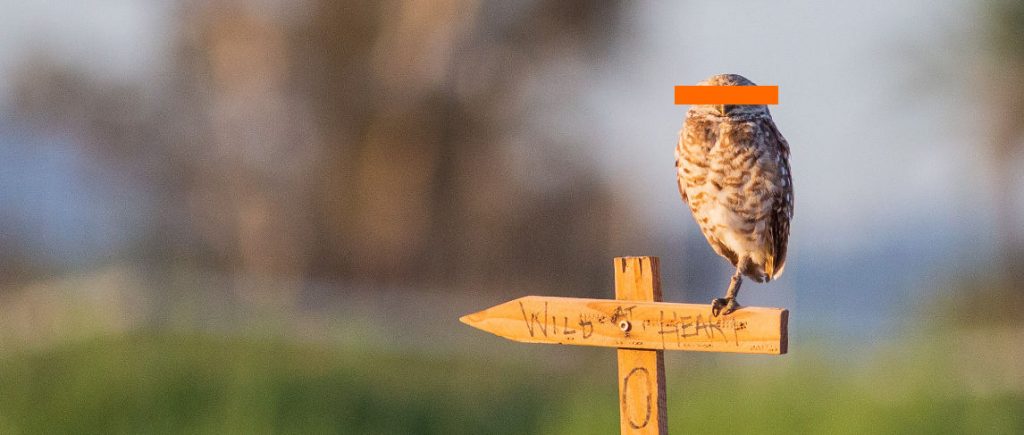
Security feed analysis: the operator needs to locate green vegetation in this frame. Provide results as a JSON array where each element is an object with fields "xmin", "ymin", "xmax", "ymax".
[
  {"xmin": 0, "ymin": 334, "xmax": 1020, "ymax": 434},
  {"xmin": 554, "ymin": 347, "xmax": 1024, "ymax": 435},
  {"xmin": 0, "ymin": 335, "xmax": 561, "ymax": 435}
]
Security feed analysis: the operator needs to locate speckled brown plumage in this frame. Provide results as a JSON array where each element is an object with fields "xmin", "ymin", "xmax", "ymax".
[{"xmin": 676, "ymin": 74, "xmax": 793, "ymax": 315}]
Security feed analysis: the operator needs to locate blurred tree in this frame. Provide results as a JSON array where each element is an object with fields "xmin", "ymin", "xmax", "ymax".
[
  {"xmin": 172, "ymin": 1, "xmax": 320, "ymax": 304},
  {"xmin": 299, "ymin": 0, "xmax": 625, "ymax": 293},
  {"xmin": 982, "ymin": 0, "xmax": 1024, "ymax": 281},
  {"xmin": 928, "ymin": 0, "xmax": 1024, "ymax": 330},
  {"xmin": 8, "ymin": 0, "xmax": 631, "ymax": 300}
]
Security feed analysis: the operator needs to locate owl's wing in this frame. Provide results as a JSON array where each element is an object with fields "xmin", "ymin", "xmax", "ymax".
[
  {"xmin": 675, "ymin": 130, "xmax": 688, "ymax": 204},
  {"xmin": 765, "ymin": 120, "xmax": 793, "ymax": 279}
]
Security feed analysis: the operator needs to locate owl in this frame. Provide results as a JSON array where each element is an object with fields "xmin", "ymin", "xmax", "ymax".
[{"xmin": 675, "ymin": 74, "xmax": 793, "ymax": 316}]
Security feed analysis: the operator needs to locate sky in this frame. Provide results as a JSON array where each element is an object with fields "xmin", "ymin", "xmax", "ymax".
[{"xmin": 0, "ymin": 0, "xmax": 171, "ymax": 102}]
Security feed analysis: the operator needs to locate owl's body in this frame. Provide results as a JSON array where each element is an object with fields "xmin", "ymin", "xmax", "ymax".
[{"xmin": 676, "ymin": 74, "xmax": 792, "ymax": 314}]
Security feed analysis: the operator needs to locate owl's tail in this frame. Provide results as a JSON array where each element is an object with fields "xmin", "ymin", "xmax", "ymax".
[{"xmin": 763, "ymin": 254, "xmax": 786, "ymax": 281}]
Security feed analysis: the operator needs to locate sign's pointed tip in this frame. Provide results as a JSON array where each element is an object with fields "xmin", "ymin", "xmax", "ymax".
[{"xmin": 459, "ymin": 310, "xmax": 484, "ymax": 327}]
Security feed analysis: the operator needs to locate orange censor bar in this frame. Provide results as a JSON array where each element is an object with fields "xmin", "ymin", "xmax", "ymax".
[{"xmin": 674, "ymin": 85, "xmax": 778, "ymax": 105}]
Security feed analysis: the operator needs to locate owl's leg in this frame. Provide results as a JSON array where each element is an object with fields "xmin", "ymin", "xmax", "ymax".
[{"xmin": 711, "ymin": 257, "xmax": 747, "ymax": 317}]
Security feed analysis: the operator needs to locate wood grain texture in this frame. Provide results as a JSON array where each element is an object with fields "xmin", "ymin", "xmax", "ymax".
[
  {"xmin": 459, "ymin": 296, "xmax": 788, "ymax": 355},
  {"xmin": 615, "ymin": 257, "xmax": 667, "ymax": 435}
]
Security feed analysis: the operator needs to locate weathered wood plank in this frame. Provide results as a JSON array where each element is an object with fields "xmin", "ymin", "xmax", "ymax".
[
  {"xmin": 459, "ymin": 296, "xmax": 788, "ymax": 355},
  {"xmin": 615, "ymin": 256, "xmax": 667, "ymax": 435}
]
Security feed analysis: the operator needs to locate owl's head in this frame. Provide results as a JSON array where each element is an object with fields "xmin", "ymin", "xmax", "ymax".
[
  {"xmin": 697, "ymin": 74, "xmax": 756, "ymax": 87},
  {"xmin": 688, "ymin": 74, "xmax": 771, "ymax": 119}
]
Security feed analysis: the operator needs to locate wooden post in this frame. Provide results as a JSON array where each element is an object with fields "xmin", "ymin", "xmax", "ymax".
[
  {"xmin": 615, "ymin": 256, "xmax": 667, "ymax": 435},
  {"xmin": 461, "ymin": 255, "xmax": 789, "ymax": 434}
]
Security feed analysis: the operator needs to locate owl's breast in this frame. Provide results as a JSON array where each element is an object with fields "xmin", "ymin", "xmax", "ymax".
[{"xmin": 677, "ymin": 118, "xmax": 784, "ymax": 279}]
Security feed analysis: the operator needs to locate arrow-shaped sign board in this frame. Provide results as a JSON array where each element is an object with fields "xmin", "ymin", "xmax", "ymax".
[{"xmin": 461, "ymin": 296, "xmax": 788, "ymax": 355}]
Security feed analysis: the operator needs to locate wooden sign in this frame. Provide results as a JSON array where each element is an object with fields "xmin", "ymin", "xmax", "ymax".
[
  {"xmin": 461, "ymin": 256, "xmax": 790, "ymax": 434},
  {"xmin": 460, "ymin": 296, "xmax": 788, "ymax": 355}
]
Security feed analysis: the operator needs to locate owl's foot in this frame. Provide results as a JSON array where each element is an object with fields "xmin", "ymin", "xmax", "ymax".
[
  {"xmin": 713, "ymin": 259, "xmax": 747, "ymax": 317},
  {"xmin": 711, "ymin": 297, "xmax": 739, "ymax": 317}
]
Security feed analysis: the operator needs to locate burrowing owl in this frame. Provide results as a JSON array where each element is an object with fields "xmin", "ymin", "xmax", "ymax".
[{"xmin": 676, "ymin": 74, "xmax": 793, "ymax": 316}]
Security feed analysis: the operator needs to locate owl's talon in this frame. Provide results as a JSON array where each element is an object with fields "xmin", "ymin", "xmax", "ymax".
[
  {"xmin": 711, "ymin": 298, "xmax": 726, "ymax": 317},
  {"xmin": 711, "ymin": 297, "xmax": 738, "ymax": 317}
]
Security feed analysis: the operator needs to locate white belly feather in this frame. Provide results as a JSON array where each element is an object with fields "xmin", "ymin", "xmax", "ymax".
[{"xmin": 687, "ymin": 182, "xmax": 766, "ymax": 265}]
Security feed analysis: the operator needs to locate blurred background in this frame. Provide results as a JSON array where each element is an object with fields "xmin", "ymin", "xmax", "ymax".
[{"xmin": 1, "ymin": 0, "xmax": 1022, "ymax": 433}]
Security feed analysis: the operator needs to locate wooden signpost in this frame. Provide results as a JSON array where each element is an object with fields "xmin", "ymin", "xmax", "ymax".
[{"xmin": 460, "ymin": 256, "xmax": 788, "ymax": 434}]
